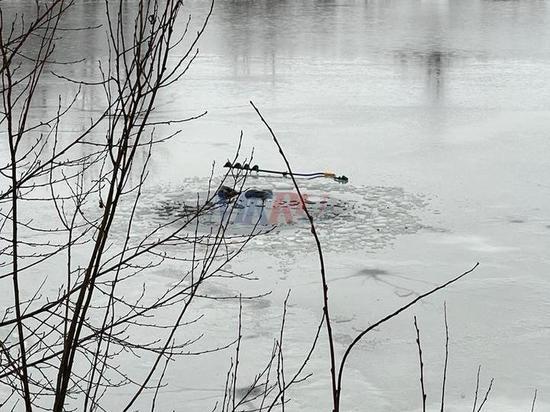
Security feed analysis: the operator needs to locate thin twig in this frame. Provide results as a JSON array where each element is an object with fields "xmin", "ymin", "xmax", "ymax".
[
  {"xmin": 337, "ymin": 263, "xmax": 479, "ymax": 404},
  {"xmin": 440, "ymin": 302, "xmax": 449, "ymax": 412},
  {"xmin": 232, "ymin": 295, "xmax": 243, "ymax": 412},
  {"xmin": 414, "ymin": 316, "xmax": 427, "ymax": 412},
  {"xmin": 530, "ymin": 388, "xmax": 537, "ymax": 412},
  {"xmin": 250, "ymin": 100, "xmax": 340, "ymax": 412},
  {"xmin": 472, "ymin": 365, "xmax": 482, "ymax": 412},
  {"xmin": 476, "ymin": 378, "xmax": 494, "ymax": 412}
]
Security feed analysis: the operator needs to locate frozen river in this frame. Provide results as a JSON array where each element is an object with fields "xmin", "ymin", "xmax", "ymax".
[{"xmin": 1, "ymin": 0, "xmax": 550, "ymax": 410}]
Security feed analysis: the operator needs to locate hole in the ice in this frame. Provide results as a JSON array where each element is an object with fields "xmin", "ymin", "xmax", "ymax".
[{"xmin": 125, "ymin": 176, "xmax": 430, "ymax": 257}]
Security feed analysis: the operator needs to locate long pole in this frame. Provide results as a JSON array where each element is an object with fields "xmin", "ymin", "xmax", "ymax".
[{"xmin": 223, "ymin": 161, "xmax": 348, "ymax": 183}]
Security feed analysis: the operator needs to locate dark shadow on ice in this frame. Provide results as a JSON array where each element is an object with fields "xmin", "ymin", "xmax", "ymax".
[{"xmin": 328, "ymin": 268, "xmax": 436, "ymax": 298}]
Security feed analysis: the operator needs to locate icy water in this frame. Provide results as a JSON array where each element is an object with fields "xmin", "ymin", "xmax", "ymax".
[{"xmin": 2, "ymin": 0, "xmax": 550, "ymax": 411}]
